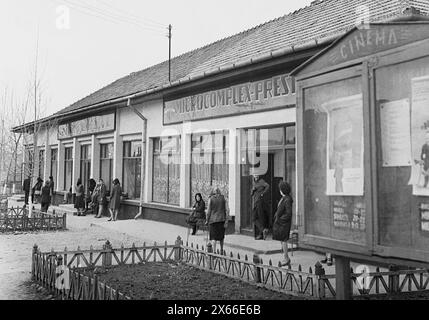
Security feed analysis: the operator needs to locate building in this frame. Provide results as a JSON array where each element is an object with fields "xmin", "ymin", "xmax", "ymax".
[{"xmin": 13, "ymin": 0, "xmax": 429, "ymax": 235}]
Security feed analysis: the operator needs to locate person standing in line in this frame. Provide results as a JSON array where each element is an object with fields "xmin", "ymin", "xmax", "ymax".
[
  {"xmin": 273, "ymin": 181, "xmax": 293, "ymax": 267},
  {"xmin": 95, "ymin": 179, "xmax": 107, "ymax": 219},
  {"xmin": 40, "ymin": 181, "xmax": 51, "ymax": 213},
  {"xmin": 48, "ymin": 176, "xmax": 55, "ymax": 206},
  {"xmin": 23, "ymin": 176, "xmax": 31, "ymax": 207},
  {"xmin": 187, "ymin": 193, "xmax": 206, "ymax": 235},
  {"xmin": 32, "ymin": 177, "xmax": 43, "ymax": 204},
  {"xmin": 74, "ymin": 178, "xmax": 85, "ymax": 216},
  {"xmin": 251, "ymin": 175, "xmax": 270, "ymax": 240},
  {"xmin": 108, "ymin": 179, "xmax": 122, "ymax": 222},
  {"xmin": 206, "ymin": 187, "xmax": 229, "ymax": 255}
]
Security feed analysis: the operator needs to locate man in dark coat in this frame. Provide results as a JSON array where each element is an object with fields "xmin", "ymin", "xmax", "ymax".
[
  {"xmin": 40, "ymin": 181, "xmax": 51, "ymax": 213},
  {"xmin": 251, "ymin": 175, "xmax": 270, "ymax": 240},
  {"xmin": 23, "ymin": 177, "xmax": 31, "ymax": 206}
]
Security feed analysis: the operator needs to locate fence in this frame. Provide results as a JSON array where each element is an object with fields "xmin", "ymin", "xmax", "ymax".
[
  {"xmin": 0, "ymin": 207, "xmax": 67, "ymax": 232},
  {"xmin": 32, "ymin": 237, "xmax": 429, "ymax": 300}
]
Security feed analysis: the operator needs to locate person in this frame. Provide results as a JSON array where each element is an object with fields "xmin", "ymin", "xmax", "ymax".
[
  {"xmin": 251, "ymin": 175, "xmax": 270, "ymax": 240},
  {"xmin": 206, "ymin": 187, "xmax": 229, "ymax": 254},
  {"xmin": 85, "ymin": 178, "xmax": 97, "ymax": 213},
  {"xmin": 48, "ymin": 176, "xmax": 55, "ymax": 205},
  {"xmin": 187, "ymin": 193, "xmax": 206, "ymax": 235},
  {"xmin": 272, "ymin": 181, "xmax": 293, "ymax": 267},
  {"xmin": 32, "ymin": 177, "xmax": 43, "ymax": 204},
  {"xmin": 95, "ymin": 179, "xmax": 107, "ymax": 219},
  {"xmin": 108, "ymin": 179, "xmax": 122, "ymax": 222},
  {"xmin": 74, "ymin": 179, "xmax": 85, "ymax": 216},
  {"xmin": 40, "ymin": 181, "xmax": 51, "ymax": 213},
  {"xmin": 23, "ymin": 176, "xmax": 31, "ymax": 206}
]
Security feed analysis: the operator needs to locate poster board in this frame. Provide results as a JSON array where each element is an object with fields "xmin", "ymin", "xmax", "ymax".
[{"xmin": 322, "ymin": 94, "xmax": 364, "ymax": 196}]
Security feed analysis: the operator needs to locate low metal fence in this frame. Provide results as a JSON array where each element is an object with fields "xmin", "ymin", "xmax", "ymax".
[
  {"xmin": 31, "ymin": 237, "xmax": 429, "ymax": 300},
  {"xmin": 0, "ymin": 207, "xmax": 67, "ymax": 232}
]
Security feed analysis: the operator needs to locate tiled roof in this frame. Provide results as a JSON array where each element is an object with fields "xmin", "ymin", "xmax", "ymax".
[{"xmin": 54, "ymin": 0, "xmax": 429, "ymax": 117}]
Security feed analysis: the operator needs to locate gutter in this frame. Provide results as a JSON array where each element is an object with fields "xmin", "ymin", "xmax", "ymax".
[{"xmin": 126, "ymin": 98, "xmax": 147, "ymax": 220}]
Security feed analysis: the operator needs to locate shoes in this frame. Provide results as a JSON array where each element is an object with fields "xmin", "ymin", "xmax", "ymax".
[
  {"xmin": 108, "ymin": 218, "xmax": 112, "ymax": 222},
  {"xmin": 255, "ymin": 235, "xmax": 263, "ymax": 240}
]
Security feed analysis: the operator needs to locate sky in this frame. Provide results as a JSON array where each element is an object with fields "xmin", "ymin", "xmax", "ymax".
[{"xmin": 0, "ymin": 0, "xmax": 314, "ymax": 120}]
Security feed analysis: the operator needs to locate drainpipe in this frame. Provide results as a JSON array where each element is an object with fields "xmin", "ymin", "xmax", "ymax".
[{"xmin": 127, "ymin": 98, "xmax": 147, "ymax": 219}]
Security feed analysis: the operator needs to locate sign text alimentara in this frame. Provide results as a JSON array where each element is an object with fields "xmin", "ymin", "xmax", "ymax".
[{"xmin": 164, "ymin": 74, "xmax": 295, "ymax": 124}]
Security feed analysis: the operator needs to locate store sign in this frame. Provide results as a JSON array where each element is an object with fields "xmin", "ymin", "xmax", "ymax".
[
  {"xmin": 58, "ymin": 113, "xmax": 115, "ymax": 139},
  {"xmin": 163, "ymin": 74, "xmax": 295, "ymax": 124}
]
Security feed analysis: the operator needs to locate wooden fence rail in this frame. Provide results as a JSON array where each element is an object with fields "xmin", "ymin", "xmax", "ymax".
[{"xmin": 32, "ymin": 237, "xmax": 429, "ymax": 300}]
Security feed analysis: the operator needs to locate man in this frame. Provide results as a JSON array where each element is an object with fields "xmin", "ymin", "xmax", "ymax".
[
  {"xmin": 40, "ymin": 181, "xmax": 51, "ymax": 213},
  {"xmin": 48, "ymin": 176, "xmax": 55, "ymax": 205},
  {"xmin": 251, "ymin": 175, "xmax": 270, "ymax": 240},
  {"xmin": 23, "ymin": 176, "xmax": 31, "ymax": 206}
]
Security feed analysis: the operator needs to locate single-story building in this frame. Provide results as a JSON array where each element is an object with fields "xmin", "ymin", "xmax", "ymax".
[{"xmin": 13, "ymin": 0, "xmax": 429, "ymax": 235}]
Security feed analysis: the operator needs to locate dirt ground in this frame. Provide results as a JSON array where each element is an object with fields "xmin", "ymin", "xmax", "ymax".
[{"xmin": 87, "ymin": 262, "xmax": 304, "ymax": 300}]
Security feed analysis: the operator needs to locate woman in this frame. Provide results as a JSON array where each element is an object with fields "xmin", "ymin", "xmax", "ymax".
[
  {"xmin": 108, "ymin": 179, "xmax": 122, "ymax": 222},
  {"xmin": 95, "ymin": 179, "xmax": 107, "ymax": 219},
  {"xmin": 272, "ymin": 181, "xmax": 293, "ymax": 267},
  {"xmin": 86, "ymin": 178, "xmax": 97, "ymax": 212},
  {"xmin": 206, "ymin": 187, "xmax": 229, "ymax": 254},
  {"xmin": 187, "ymin": 193, "xmax": 206, "ymax": 235},
  {"xmin": 32, "ymin": 177, "xmax": 43, "ymax": 204},
  {"xmin": 251, "ymin": 175, "xmax": 270, "ymax": 240},
  {"xmin": 74, "ymin": 178, "xmax": 85, "ymax": 216},
  {"xmin": 40, "ymin": 181, "xmax": 51, "ymax": 213}
]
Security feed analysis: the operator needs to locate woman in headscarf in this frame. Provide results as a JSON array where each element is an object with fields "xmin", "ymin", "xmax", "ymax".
[
  {"xmin": 206, "ymin": 187, "xmax": 229, "ymax": 254},
  {"xmin": 272, "ymin": 181, "xmax": 293, "ymax": 267},
  {"xmin": 187, "ymin": 193, "xmax": 206, "ymax": 235},
  {"xmin": 95, "ymin": 179, "xmax": 107, "ymax": 219},
  {"xmin": 74, "ymin": 178, "xmax": 85, "ymax": 216}
]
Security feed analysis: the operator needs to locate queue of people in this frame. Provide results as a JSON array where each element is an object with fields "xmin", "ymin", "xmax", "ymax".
[
  {"xmin": 186, "ymin": 176, "xmax": 294, "ymax": 266},
  {"xmin": 23, "ymin": 176, "xmax": 55, "ymax": 209}
]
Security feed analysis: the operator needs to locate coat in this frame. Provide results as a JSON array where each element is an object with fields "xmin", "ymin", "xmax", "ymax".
[
  {"xmin": 272, "ymin": 195, "xmax": 293, "ymax": 242},
  {"xmin": 109, "ymin": 184, "xmax": 122, "ymax": 210},
  {"xmin": 251, "ymin": 178, "xmax": 269, "ymax": 209},
  {"xmin": 97, "ymin": 184, "xmax": 107, "ymax": 204},
  {"xmin": 206, "ymin": 195, "xmax": 228, "ymax": 225},
  {"xmin": 41, "ymin": 185, "xmax": 51, "ymax": 204}
]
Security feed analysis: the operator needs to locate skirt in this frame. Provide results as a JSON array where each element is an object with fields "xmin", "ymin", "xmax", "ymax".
[
  {"xmin": 209, "ymin": 222, "xmax": 226, "ymax": 241},
  {"xmin": 74, "ymin": 195, "xmax": 85, "ymax": 209}
]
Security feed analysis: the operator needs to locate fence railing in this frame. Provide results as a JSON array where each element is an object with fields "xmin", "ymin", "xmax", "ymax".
[
  {"xmin": 32, "ymin": 237, "xmax": 429, "ymax": 300},
  {"xmin": 0, "ymin": 208, "xmax": 67, "ymax": 232}
]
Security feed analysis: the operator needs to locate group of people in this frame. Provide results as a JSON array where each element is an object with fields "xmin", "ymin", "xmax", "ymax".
[
  {"xmin": 186, "ymin": 175, "xmax": 294, "ymax": 267},
  {"xmin": 74, "ymin": 178, "xmax": 122, "ymax": 222},
  {"xmin": 23, "ymin": 176, "xmax": 55, "ymax": 213}
]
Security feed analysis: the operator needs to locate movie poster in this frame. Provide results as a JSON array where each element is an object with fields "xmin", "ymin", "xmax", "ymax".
[
  {"xmin": 323, "ymin": 94, "xmax": 364, "ymax": 196},
  {"xmin": 410, "ymin": 76, "xmax": 429, "ymax": 196}
]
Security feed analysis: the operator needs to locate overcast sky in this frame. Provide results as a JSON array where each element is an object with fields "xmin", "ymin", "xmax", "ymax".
[{"xmin": 0, "ymin": 0, "xmax": 313, "ymax": 119}]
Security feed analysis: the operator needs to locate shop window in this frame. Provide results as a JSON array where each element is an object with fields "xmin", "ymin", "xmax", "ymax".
[
  {"xmin": 50, "ymin": 149, "xmax": 58, "ymax": 188},
  {"xmin": 123, "ymin": 141, "xmax": 142, "ymax": 199},
  {"xmin": 64, "ymin": 147, "xmax": 73, "ymax": 192},
  {"xmin": 100, "ymin": 143, "xmax": 114, "ymax": 192},
  {"xmin": 191, "ymin": 131, "xmax": 229, "ymax": 205},
  {"xmin": 38, "ymin": 150, "xmax": 45, "ymax": 179},
  {"xmin": 80, "ymin": 145, "xmax": 91, "ymax": 191},
  {"xmin": 152, "ymin": 137, "xmax": 181, "ymax": 205},
  {"xmin": 302, "ymin": 77, "xmax": 365, "ymax": 244},
  {"xmin": 375, "ymin": 55, "xmax": 429, "ymax": 250}
]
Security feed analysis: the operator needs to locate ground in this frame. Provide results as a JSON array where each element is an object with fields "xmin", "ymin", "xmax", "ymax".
[{"xmin": 86, "ymin": 263, "xmax": 303, "ymax": 300}]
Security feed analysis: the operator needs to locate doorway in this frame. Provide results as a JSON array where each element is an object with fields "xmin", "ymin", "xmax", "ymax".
[{"xmin": 240, "ymin": 125, "xmax": 296, "ymax": 234}]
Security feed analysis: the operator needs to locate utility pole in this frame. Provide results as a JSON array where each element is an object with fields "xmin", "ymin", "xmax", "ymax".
[{"xmin": 168, "ymin": 24, "xmax": 172, "ymax": 82}]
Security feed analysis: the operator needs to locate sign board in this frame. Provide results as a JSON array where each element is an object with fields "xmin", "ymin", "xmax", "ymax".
[
  {"xmin": 58, "ymin": 113, "xmax": 115, "ymax": 140},
  {"xmin": 163, "ymin": 74, "xmax": 296, "ymax": 124}
]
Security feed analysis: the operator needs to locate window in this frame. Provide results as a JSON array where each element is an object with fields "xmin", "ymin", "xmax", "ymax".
[
  {"xmin": 64, "ymin": 147, "xmax": 73, "ymax": 191},
  {"xmin": 123, "ymin": 141, "xmax": 142, "ymax": 199},
  {"xmin": 25, "ymin": 149, "xmax": 34, "ymax": 178},
  {"xmin": 152, "ymin": 137, "xmax": 181, "ymax": 205},
  {"xmin": 191, "ymin": 131, "xmax": 229, "ymax": 205},
  {"xmin": 80, "ymin": 145, "xmax": 91, "ymax": 191},
  {"xmin": 38, "ymin": 150, "xmax": 45, "ymax": 179},
  {"xmin": 50, "ymin": 149, "xmax": 58, "ymax": 189},
  {"xmin": 100, "ymin": 144, "xmax": 114, "ymax": 192}
]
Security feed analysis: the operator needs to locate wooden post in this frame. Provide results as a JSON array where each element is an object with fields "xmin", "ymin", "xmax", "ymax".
[
  {"xmin": 32, "ymin": 244, "xmax": 38, "ymax": 279},
  {"xmin": 315, "ymin": 262, "xmax": 326, "ymax": 299},
  {"xmin": 93, "ymin": 275, "xmax": 99, "ymax": 300},
  {"xmin": 253, "ymin": 254, "xmax": 262, "ymax": 284},
  {"xmin": 335, "ymin": 256, "xmax": 352, "ymax": 300},
  {"xmin": 174, "ymin": 236, "xmax": 183, "ymax": 261},
  {"xmin": 389, "ymin": 265, "xmax": 400, "ymax": 294},
  {"xmin": 102, "ymin": 241, "xmax": 112, "ymax": 267},
  {"xmin": 207, "ymin": 242, "xmax": 213, "ymax": 270}
]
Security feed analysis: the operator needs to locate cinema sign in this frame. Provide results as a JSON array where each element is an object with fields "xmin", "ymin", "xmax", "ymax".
[{"xmin": 163, "ymin": 74, "xmax": 296, "ymax": 124}]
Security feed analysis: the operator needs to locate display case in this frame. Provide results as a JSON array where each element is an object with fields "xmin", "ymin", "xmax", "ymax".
[{"xmin": 293, "ymin": 20, "xmax": 429, "ymax": 266}]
